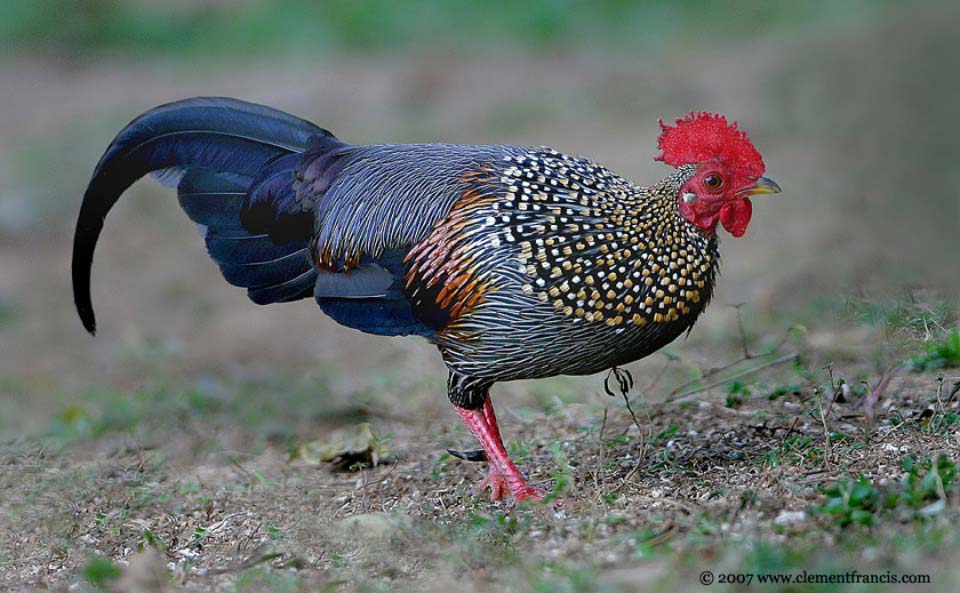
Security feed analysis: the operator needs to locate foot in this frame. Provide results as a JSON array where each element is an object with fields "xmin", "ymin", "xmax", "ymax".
[
  {"xmin": 511, "ymin": 483, "xmax": 547, "ymax": 502},
  {"xmin": 455, "ymin": 404, "xmax": 547, "ymax": 502},
  {"xmin": 474, "ymin": 466, "xmax": 546, "ymax": 502},
  {"xmin": 475, "ymin": 465, "xmax": 507, "ymax": 501}
]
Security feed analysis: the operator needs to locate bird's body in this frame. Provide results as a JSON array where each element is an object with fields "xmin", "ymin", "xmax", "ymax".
[
  {"xmin": 73, "ymin": 98, "xmax": 778, "ymax": 501},
  {"xmin": 408, "ymin": 151, "xmax": 719, "ymax": 385}
]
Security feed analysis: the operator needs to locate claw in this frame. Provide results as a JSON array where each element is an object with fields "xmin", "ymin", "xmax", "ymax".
[
  {"xmin": 512, "ymin": 484, "xmax": 547, "ymax": 502},
  {"xmin": 472, "ymin": 466, "xmax": 544, "ymax": 502},
  {"xmin": 475, "ymin": 466, "xmax": 507, "ymax": 500}
]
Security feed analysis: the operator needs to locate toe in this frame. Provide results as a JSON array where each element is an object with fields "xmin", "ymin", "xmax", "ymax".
[{"xmin": 513, "ymin": 485, "xmax": 547, "ymax": 502}]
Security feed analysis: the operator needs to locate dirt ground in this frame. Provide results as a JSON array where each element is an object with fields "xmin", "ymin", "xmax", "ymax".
[
  {"xmin": 3, "ymin": 317, "xmax": 959, "ymax": 593},
  {"xmin": 2, "ymin": 5, "xmax": 960, "ymax": 592}
]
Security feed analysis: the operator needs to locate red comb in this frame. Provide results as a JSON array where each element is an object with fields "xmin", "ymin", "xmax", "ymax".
[{"xmin": 655, "ymin": 112, "xmax": 765, "ymax": 180}]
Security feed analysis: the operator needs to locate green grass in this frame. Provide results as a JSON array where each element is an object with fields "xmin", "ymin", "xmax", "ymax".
[
  {"xmin": 0, "ymin": 0, "xmax": 899, "ymax": 59},
  {"xmin": 908, "ymin": 328, "xmax": 960, "ymax": 372},
  {"xmin": 80, "ymin": 557, "xmax": 122, "ymax": 591},
  {"xmin": 0, "ymin": 299, "xmax": 18, "ymax": 329},
  {"xmin": 725, "ymin": 380, "xmax": 752, "ymax": 407},
  {"xmin": 526, "ymin": 561, "xmax": 601, "ymax": 593},
  {"xmin": 844, "ymin": 294, "xmax": 955, "ymax": 341},
  {"xmin": 758, "ymin": 434, "xmax": 817, "ymax": 469},
  {"xmin": 814, "ymin": 455, "xmax": 958, "ymax": 528}
]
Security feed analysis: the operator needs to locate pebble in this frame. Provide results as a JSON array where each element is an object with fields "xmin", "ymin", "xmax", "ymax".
[
  {"xmin": 334, "ymin": 512, "xmax": 415, "ymax": 540},
  {"xmin": 774, "ymin": 510, "xmax": 806, "ymax": 526}
]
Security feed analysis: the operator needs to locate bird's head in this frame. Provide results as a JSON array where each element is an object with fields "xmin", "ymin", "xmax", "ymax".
[{"xmin": 656, "ymin": 112, "xmax": 780, "ymax": 238}]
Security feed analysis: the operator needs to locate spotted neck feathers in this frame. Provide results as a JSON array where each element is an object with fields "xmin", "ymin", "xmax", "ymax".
[{"xmin": 492, "ymin": 148, "xmax": 719, "ymax": 329}]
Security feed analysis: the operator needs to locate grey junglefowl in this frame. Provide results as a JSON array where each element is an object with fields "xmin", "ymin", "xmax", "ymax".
[{"xmin": 73, "ymin": 99, "xmax": 780, "ymax": 501}]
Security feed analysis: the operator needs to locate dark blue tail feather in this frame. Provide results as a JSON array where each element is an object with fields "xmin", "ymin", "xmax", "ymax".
[
  {"xmin": 176, "ymin": 170, "xmax": 248, "ymax": 233},
  {"xmin": 249, "ymin": 269, "xmax": 317, "ymax": 304},
  {"xmin": 177, "ymin": 168, "xmax": 313, "ymax": 290},
  {"xmin": 73, "ymin": 96, "xmax": 439, "ymax": 338},
  {"xmin": 241, "ymin": 153, "xmax": 316, "ymax": 244},
  {"xmin": 205, "ymin": 234, "xmax": 305, "ymax": 264},
  {"xmin": 72, "ymin": 97, "xmax": 324, "ymax": 332}
]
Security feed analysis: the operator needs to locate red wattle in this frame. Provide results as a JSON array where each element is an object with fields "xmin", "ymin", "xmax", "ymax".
[{"xmin": 720, "ymin": 198, "xmax": 752, "ymax": 237}]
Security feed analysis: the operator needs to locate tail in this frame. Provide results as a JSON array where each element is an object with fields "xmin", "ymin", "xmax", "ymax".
[{"xmin": 72, "ymin": 97, "xmax": 337, "ymax": 334}]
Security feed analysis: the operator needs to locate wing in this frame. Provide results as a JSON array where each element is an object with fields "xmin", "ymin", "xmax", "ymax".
[{"xmin": 298, "ymin": 143, "xmax": 523, "ymax": 336}]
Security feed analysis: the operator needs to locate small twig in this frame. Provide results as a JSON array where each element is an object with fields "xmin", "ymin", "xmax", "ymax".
[
  {"xmin": 664, "ymin": 323, "xmax": 798, "ymax": 399},
  {"xmin": 642, "ymin": 524, "xmax": 678, "ymax": 546},
  {"xmin": 732, "ymin": 303, "xmax": 753, "ymax": 359},
  {"xmin": 203, "ymin": 546, "xmax": 286, "ymax": 576},
  {"xmin": 766, "ymin": 326, "xmax": 800, "ymax": 358},
  {"xmin": 666, "ymin": 357, "xmax": 743, "ymax": 398},
  {"xmin": 598, "ymin": 367, "xmax": 654, "ymax": 496},
  {"xmin": 358, "ymin": 467, "xmax": 370, "ymax": 513},
  {"xmin": 236, "ymin": 521, "xmax": 262, "ymax": 554},
  {"xmin": 227, "ymin": 456, "xmax": 256, "ymax": 481},
  {"xmin": 621, "ymin": 390, "xmax": 644, "ymax": 435},
  {"xmin": 816, "ymin": 385, "xmax": 832, "ymax": 467},
  {"xmin": 822, "ymin": 364, "xmax": 844, "ymax": 417},
  {"xmin": 666, "ymin": 353, "xmax": 799, "ymax": 404},
  {"xmin": 593, "ymin": 407, "xmax": 610, "ymax": 497},
  {"xmin": 598, "ymin": 406, "xmax": 609, "ymax": 443},
  {"xmin": 946, "ymin": 381, "xmax": 960, "ymax": 408},
  {"xmin": 362, "ymin": 463, "xmax": 399, "ymax": 487},
  {"xmin": 936, "ymin": 374, "xmax": 945, "ymax": 414},
  {"xmin": 864, "ymin": 364, "xmax": 905, "ymax": 421},
  {"xmin": 777, "ymin": 417, "xmax": 801, "ymax": 455},
  {"xmin": 611, "ymin": 457, "xmax": 646, "ymax": 494},
  {"xmin": 622, "ymin": 390, "xmax": 651, "ymax": 463}
]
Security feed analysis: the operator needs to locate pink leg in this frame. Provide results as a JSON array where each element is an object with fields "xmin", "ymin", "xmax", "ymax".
[
  {"xmin": 476, "ymin": 398, "xmax": 507, "ymax": 500},
  {"xmin": 482, "ymin": 398, "xmax": 503, "ymax": 444},
  {"xmin": 455, "ymin": 404, "xmax": 544, "ymax": 502}
]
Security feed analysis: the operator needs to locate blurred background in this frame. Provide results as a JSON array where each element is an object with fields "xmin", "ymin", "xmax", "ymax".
[{"xmin": 1, "ymin": 0, "xmax": 958, "ymax": 436}]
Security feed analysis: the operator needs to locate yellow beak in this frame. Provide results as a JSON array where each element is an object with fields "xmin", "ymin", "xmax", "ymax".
[{"xmin": 740, "ymin": 176, "xmax": 782, "ymax": 196}]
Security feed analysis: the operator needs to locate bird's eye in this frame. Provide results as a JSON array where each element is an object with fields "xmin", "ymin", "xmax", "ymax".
[{"xmin": 703, "ymin": 174, "xmax": 724, "ymax": 190}]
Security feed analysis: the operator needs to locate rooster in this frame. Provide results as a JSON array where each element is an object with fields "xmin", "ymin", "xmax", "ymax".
[{"xmin": 73, "ymin": 98, "xmax": 780, "ymax": 501}]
